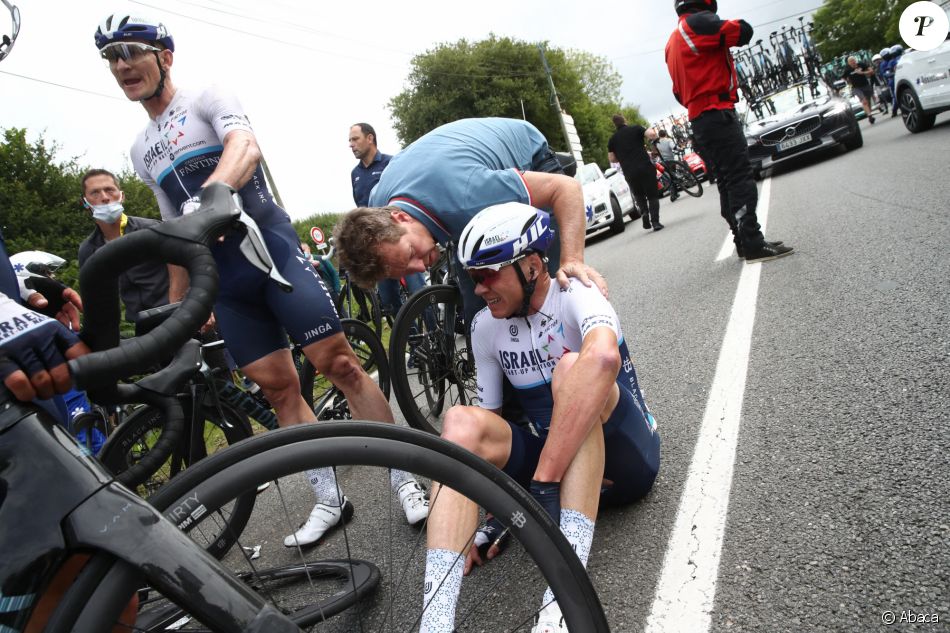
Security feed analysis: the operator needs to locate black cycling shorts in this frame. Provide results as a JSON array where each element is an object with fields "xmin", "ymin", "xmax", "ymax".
[{"xmin": 213, "ymin": 221, "xmax": 342, "ymax": 367}]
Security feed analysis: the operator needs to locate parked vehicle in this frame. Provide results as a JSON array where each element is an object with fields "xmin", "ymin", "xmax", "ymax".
[
  {"xmin": 745, "ymin": 84, "xmax": 862, "ymax": 179},
  {"xmin": 575, "ymin": 162, "xmax": 636, "ymax": 236},
  {"xmin": 682, "ymin": 150, "xmax": 708, "ymax": 181},
  {"xmin": 894, "ymin": 39, "xmax": 950, "ymax": 133}
]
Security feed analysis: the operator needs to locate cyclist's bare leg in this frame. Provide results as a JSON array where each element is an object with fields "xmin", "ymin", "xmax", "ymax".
[
  {"xmin": 532, "ymin": 351, "xmax": 619, "ymax": 487},
  {"xmin": 428, "ymin": 406, "xmax": 513, "ymax": 552},
  {"xmin": 303, "ymin": 332, "xmax": 394, "ymax": 423},
  {"xmin": 240, "ymin": 348, "xmax": 317, "ymax": 425}
]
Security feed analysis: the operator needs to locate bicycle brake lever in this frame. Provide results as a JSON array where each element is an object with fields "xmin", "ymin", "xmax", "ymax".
[{"xmin": 234, "ymin": 203, "xmax": 294, "ymax": 293}]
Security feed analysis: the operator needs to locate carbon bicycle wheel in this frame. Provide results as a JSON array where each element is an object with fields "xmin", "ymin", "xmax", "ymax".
[
  {"xmin": 389, "ymin": 285, "xmax": 477, "ymax": 435},
  {"xmin": 669, "ymin": 161, "xmax": 703, "ymax": 197},
  {"xmin": 74, "ymin": 422, "xmax": 609, "ymax": 632},
  {"xmin": 336, "ymin": 280, "xmax": 383, "ymax": 334},
  {"xmin": 97, "ymin": 401, "xmax": 256, "ymax": 560},
  {"xmin": 298, "ymin": 318, "xmax": 391, "ymax": 420}
]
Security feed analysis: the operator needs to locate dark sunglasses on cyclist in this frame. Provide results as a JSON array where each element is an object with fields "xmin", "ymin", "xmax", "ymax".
[
  {"xmin": 99, "ymin": 41, "xmax": 162, "ymax": 65},
  {"xmin": 468, "ymin": 268, "xmax": 502, "ymax": 286}
]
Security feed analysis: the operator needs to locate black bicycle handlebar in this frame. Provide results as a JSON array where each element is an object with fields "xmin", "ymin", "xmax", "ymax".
[
  {"xmin": 68, "ymin": 183, "xmax": 240, "ymax": 488},
  {"xmin": 70, "ymin": 183, "xmax": 239, "ymax": 398}
]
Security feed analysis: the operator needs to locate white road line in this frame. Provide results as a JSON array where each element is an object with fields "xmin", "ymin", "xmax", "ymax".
[
  {"xmin": 714, "ymin": 178, "xmax": 771, "ymax": 262},
  {"xmin": 647, "ymin": 179, "xmax": 771, "ymax": 632}
]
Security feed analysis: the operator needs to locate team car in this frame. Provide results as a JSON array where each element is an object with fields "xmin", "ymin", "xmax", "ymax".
[
  {"xmin": 575, "ymin": 162, "xmax": 636, "ymax": 236},
  {"xmin": 894, "ymin": 38, "xmax": 950, "ymax": 133},
  {"xmin": 744, "ymin": 85, "xmax": 863, "ymax": 179}
]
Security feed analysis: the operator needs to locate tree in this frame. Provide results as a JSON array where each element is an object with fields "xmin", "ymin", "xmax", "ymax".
[
  {"xmin": 811, "ymin": 0, "xmax": 901, "ymax": 60},
  {"xmin": 388, "ymin": 36, "xmax": 645, "ymax": 170},
  {"xmin": 0, "ymin": 127, "xmax": 159, "ymax": 293}
]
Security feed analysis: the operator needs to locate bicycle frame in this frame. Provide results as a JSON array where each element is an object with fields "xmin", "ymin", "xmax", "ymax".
[{"xmin": 0, "ymin": 401, "xmax": 296, "ymax": 631}]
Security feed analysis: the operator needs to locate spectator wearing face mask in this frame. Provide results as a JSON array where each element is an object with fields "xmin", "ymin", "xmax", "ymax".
[{"xmin": 78, "ymin": 168, "xmax": 171, "ymax": 335}]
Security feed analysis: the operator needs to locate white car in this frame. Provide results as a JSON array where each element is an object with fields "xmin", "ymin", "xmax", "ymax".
[
  {"xmin": 894, "ymin": 37, "xmax": 950, "ymax": 133},
  {"xmin": 574, "ymin": 162, "xmax": 636, "ymax": 236}
]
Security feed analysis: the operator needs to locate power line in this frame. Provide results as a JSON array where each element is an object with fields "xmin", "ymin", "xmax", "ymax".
[
  {"xmin": 0, "ymin": 70, "xmax": 125, "ymax": 101},
  {"xmin": 131, "ymin": 0, "xmax": 544, "ymax": 79},
  {"xmin": 613, "ymin": 5, "xmax": 823, "ymax": 60}
]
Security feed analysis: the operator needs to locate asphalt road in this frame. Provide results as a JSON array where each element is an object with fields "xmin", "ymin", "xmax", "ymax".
[
  {"xmin": 164, "ymin": 112, "xmax": 948, "ymax": 632},
  {"xmin": 581, "ymin": 111, "xmax": 949, "ymax": 632}
]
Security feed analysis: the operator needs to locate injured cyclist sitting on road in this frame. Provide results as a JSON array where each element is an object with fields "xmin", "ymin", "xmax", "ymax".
[{"xmin": 419, "ymin": 203, "xmax": 661, "ymax": 633}]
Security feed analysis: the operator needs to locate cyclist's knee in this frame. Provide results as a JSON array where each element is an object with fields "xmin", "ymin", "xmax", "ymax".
[
  {"xmin": 257, "ymin": 374, "xmax": 302, "ymax": 412},
  {"xmin": 317, "ymin": 347, "xmax": 364, "ymax": 389},
  {"xmin": 443, "ymin": 406, "xmax": 492, "ymax": 455}
]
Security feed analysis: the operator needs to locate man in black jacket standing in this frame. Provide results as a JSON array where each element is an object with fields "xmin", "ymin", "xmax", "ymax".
[
  {"xmin": 608, "ymin": 114, "xmax": 664, "ymax": 231},
  {"xmin": 665, "ymin": 0, "xmax": 793, "ymax": 263}
]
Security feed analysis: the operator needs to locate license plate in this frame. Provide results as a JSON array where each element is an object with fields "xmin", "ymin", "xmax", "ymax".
[{"xmin": 778, "ymin": 133, "xmax": 812, "ymax": 151}]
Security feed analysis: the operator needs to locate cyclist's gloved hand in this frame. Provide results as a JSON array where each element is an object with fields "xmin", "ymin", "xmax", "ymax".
[
  {"xmin": 0, "ymin": 294, "xmax": 89, "ymax": 401},
  {"xmin": 20, "ymin": 276, "xmax": 83, "ymax": 331}
]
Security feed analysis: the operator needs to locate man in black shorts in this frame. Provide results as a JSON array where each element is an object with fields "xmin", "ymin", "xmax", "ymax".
[
  {"xmin": 843, "ymin": 56, "xmax": 876, "ymax": 124},
  {"xmin": 608, "ymin": 114, "xmax": 664, "ymax": 231}
]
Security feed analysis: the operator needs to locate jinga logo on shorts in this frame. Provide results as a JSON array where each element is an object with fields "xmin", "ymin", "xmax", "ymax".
[{"xmin": 303, "ymin": 322, "xmax": 334, "ymax": 341}]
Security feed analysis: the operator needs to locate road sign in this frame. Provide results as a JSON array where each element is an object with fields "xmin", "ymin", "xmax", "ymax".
[{"xmin": 310, "ymin": 226, "xmax": 325, "ymax": 244}]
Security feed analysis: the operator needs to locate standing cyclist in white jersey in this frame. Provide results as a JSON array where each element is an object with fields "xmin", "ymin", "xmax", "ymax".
[
  {"xmin": 419, "ymin": 203, "xmax": 661, "ymax": 633},
  {"xmin": 93, "ymin": 12, "xmax": 428, "ymax": 545}
]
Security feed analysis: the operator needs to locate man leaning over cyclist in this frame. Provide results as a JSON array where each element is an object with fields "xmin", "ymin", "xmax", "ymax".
[
  {"xmin": 93, "ymin": 12, "xmax": 428, "ymax": 545},
  {"xmin": 419, "ymin": 203, "xmax": 661, "ymax": 633},
  {"xmin": 333, "ymin": 117, "xmax": 608, "ymax": 327}
]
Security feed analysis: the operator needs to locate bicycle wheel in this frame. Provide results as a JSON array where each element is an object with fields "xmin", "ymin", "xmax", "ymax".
[
  {"xmin": 390, "ymin": 285, "xmax": 477, "ymax": 435},
  {"xmin": 298, "ymin": 318, "xmax": 391, "ymax": 420},
  {"xmin": 98, "ymin": 402, "xmax": 256, "ymax": 560},
  {"xmin": 669, "ymin": 161, "xmax": 703, "ymax": 197},
  {"xmin": 336, "ymin": 279, "xmax": 383, "ymax": 334},
  {"xmin": 77, "ymin": 423, "xmax": 609, "ymax": 632}
]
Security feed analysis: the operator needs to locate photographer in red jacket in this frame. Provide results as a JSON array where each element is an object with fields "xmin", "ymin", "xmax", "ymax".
[{"xmin": 665, "ymin": 0, "xmax": 793, "ymax": 263}]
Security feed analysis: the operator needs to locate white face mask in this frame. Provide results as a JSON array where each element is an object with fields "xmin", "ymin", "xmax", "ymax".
[{"xmin": 85, "ymin": 193, "xmax": 125, "ymax": 224}]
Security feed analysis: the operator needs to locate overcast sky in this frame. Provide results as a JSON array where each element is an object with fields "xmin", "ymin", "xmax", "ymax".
[{"xmin": 0, "ymin": 0, "xmax": 821, "ymax": 222}]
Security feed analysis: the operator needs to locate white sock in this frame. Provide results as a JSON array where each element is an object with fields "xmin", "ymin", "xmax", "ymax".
[
  {"xmin": 306, "ymin": 467, "xmax": 342, "ymax": 507},
  {"xmin": 420, "ymin": 548, "xmax": 465, "ymax": 633},
  {"xmin": 390, "ymin": 468, "xmax": 414, "ymax": 495},
  {"xmin": 541, "ymin": 509, "xmax": 595, "ymax": 610}
]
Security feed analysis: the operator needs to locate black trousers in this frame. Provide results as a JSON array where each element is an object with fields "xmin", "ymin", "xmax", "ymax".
[
  {"xmin": 624, "ymin": 168, "xmax": 659, "ymax": 226},
  {"xmin": 691, "ymin": 109, "xmax": 765, "ymax": 249}
]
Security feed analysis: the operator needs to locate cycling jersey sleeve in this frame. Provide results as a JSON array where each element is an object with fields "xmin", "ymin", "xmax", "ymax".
[
  {"xmin": 470, "ymin": 308, "xmax": 504, "ymax": 410},
  {"xmin": 561, "ymin": 280, "xmax": 620, "ymax": 341},
  {"xmin": 195, "ymin": 85, "xmax": 255, "ymax": 143}
]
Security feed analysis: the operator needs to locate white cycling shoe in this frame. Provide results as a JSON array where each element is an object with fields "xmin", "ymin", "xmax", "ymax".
[
  {"xmin": 397, "ymin": 481, "xmax": 430, "ymax": 525},
  {"xmin": 531, "ymin": 603, "xmax": 568, "ymax": 632},
  {"xmin": 283, "ymin": 497, "xmax": 354, "ymax": 548}
]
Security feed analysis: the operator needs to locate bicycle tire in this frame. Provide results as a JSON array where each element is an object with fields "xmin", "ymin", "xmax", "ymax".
[
  {"xmin": 133, "ymin": 559, "xmax": 380, "ymax": 630},
  {"xmin": 76, "ymin": 422, "xmax": 610, "ymax": 632},
  {"xmin": 98, "ymin": 401, "xmax": 256, "ymax": 560},
  {"xmin": 298, "ymin": 318, "xmax": 391, "ymax": 420},
  {"xmin": 389, "ymin": 285, "xmax": 477, "ymax": 435},
  {"xmin": 669, "ymin": 161, "xmax": 703, "ymax": 198},
  {"xmin": 336, "ymin": 279, "xmax": 383, "ymax": 334}
]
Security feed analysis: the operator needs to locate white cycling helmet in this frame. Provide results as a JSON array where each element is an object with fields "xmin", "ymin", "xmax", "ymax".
[
  {"xmin": 9, "ymin": 250, "xmax": 66, "ymax": 278},
  {"xmin": 458, "ymin": 202, "xmax": 554, "ymax": 270}
]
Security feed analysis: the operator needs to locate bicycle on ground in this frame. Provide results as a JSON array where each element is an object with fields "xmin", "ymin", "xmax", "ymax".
[{"xmin": 0, "ymin": 182, "xmax": 610, "ymax": 632}]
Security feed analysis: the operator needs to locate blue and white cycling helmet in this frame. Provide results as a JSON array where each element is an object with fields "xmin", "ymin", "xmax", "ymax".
[
  {"xmin": 889, "ymin": 44, "xmax": 904, "ymax": 57},
  {"xmin": 458, "ymin": 202, "xmax": 554, "ymax": 271},
  {"xmin": 94, "ymin": 12, "xmax": 174, "ymax": 52},
  {"xmin": 9, "ymin": 250, "xmax": 66, "ymax": 279}
]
